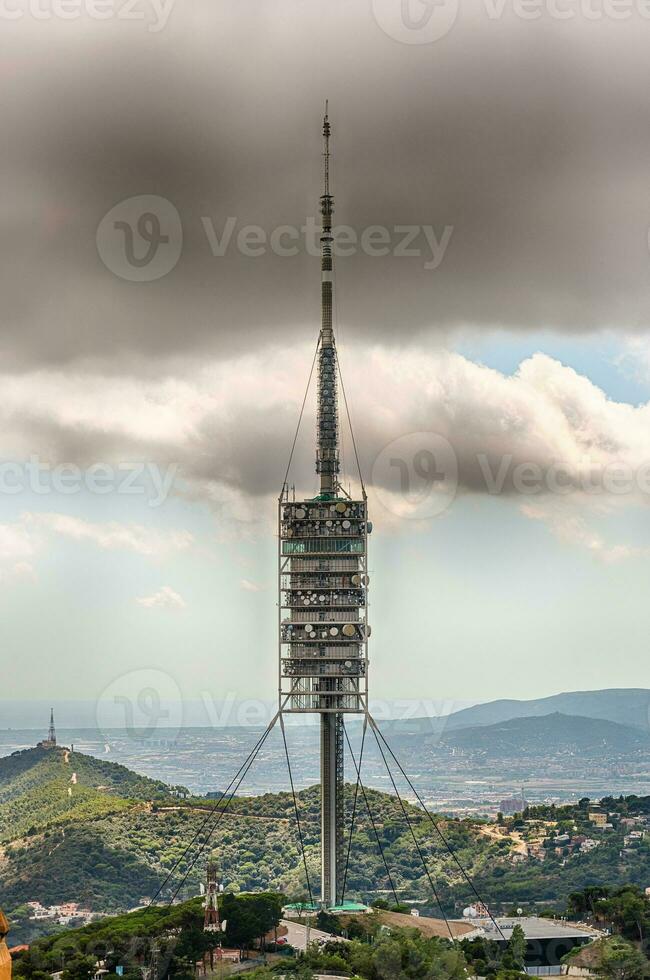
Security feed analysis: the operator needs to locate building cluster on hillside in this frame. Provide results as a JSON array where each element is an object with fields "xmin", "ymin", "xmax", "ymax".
[
  {"xmin": 588, "ymin": 808, "xmax": 650, "ymax": 843},
  {"xmin": 504, "ymin": 802, "xmax": 650, "ymax": 867},
  {"xmin": 522, "ymin": 833, "xmax": 600, "ymax": 863},
  {"xmin": 620, "ymin": 828, "xmax": 647, "ymax": 857},
  {"xmin": 587, "ymin": 810, "xmax": 612, "ymax": 829},
  {"xmin": 26, "ymin": 902, "xmax": 96, "ymax": 926},
  {"xmin": 550, "ymin": 834, "xmax": 599, "ymax": 858}
]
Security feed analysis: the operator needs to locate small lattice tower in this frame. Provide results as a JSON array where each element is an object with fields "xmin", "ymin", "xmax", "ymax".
[
  {"xmin": 38, "ymin": 708, "xmax": 57, "ymax": 749},
  {"xmin": 203, "ymin": 862, "xmax": 221, "ymax": 933}
]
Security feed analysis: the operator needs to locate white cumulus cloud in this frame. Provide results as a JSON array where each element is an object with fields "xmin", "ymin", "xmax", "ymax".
[
  {"xmin": 0, "ymin": 342, "xmax": 649, "ymax": 557},
  {"xmin": 22, "ymin": 513, "xmax": 193, "ymax": 558},
  {"xmin": 136, "ymin": 586, "xmax": 187, "ymax": 610}
]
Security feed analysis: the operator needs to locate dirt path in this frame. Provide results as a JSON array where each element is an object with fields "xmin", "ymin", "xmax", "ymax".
[{"xmin": 476, "ymin": 823, "xmax": 527, "ymax": 855}]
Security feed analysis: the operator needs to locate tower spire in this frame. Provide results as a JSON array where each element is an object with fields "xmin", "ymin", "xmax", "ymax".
[
  {"xmin": 316, "ymin": 101, "xmax": 339, "ymax": 494},
  {"xmin": 323, "ymin": 100, "xmax": 330, "ymax": 199}
]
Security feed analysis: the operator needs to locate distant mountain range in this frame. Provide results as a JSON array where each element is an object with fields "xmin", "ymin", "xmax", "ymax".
[
  {"xmin": 435, "ymin": 711, "xmax": 650, "ymax": 758},
  {"xmin": 2, "ymin": 688, "xmax": 648, "ymax": 733},
  {"xmin": 385, "ymin": 688, "xmax": 650, "ymax": 735}
]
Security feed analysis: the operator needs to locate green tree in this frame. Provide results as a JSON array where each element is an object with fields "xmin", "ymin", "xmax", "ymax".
[
  {"xmin": 221, "ymin": 893, "xmax": 282, "ymax": 953},
  {"xmin": 505, "ymin": 924, "xmax": 526, "ymax": 970},
  {"xmin": 61, "ymin": 954, "xmax": 96, "ymax": 980},
  {"xmin": 600, "ymin": 939, "xmax": 649, "ymax": 980}
]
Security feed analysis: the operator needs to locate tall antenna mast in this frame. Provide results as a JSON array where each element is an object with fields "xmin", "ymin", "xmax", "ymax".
[
  {"xmin": 316, "ymin": 100, "xmax": 339, "ymax": 494},
  {"xmin": 323, "ymin": 99, "xmax": 331, "ymax": 199}
]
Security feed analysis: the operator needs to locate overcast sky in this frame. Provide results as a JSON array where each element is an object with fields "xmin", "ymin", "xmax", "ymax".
[{"xmin": 1, "ymin": 0, "xmax": 650, "ymax": 724}]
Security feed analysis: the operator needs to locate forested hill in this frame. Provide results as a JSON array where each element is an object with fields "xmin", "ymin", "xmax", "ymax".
[
  {"xmin": 0, "ymin": 745, "xmax": 174, "ymax": 841},
  {"xmin": 2, "ymin": 746, "xmax": 507, "ymax": 923},
  {"xmin": 2, "ymin": 744, "xmax": 650, "ymax": 947}
]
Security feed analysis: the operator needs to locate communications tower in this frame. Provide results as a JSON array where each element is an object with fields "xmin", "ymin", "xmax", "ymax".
[
  {"xmin": 279, "ymin": 106, "xmax": 370, "ymax": 907},
  {"xmin": 48, "ymin": 708, "xmax": 56, "ymax": 746},
  {"xmin": 39, "ymin": 708, "xmax": 57, "ymax": 749}
]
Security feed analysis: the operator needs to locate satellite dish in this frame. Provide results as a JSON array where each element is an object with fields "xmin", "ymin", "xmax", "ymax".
[
  {"xmin": 342, "ymin": 520, "xmax": 351, "ymax": 529},
  {"xmin": 336, "ymin": 502, "xmax": 347, "ymax": 513},
  {"xmin": 310, "ymin": 631, "xmax": 317, "ymax": 638},
  {"xmin": 344, "ymin": 660, "xmax": 352, "ymax": 667},
  {"xmin": 342, "ymin": 624, "xmax": 356, "ymax": 637},
  {"xmin": 366, "ymin": 626, "xmax": 372, "ymax": 637},
  {"xmin": 367, "ymin": 521, "xmax": 373, "ymax": 533},
  {"xmin": 305, "ymin": 624, "xmax": 313, "ymax": 632},
  {"xmin": 295, "ymin": 508, "xmax": 305, "ymax": 519},
  {"xmin": 326, "ymin": 520, "xmax": 333, "ymax": 527},
  {"xmin": 351, "ymin": 574, "xmax": 361, "ymax": 586},
  {"xmin": 330, "ymin": 627, "xmax": 339, "ymax": 636}
]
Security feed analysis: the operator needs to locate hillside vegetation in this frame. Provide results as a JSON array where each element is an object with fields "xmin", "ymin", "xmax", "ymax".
[
  {"xmin": 1, "ymin": 745, "xmax": 650, "ymax": 937},
  {"xmin": 0, "ymin": 764, "xmax": 504, "ymax": 913},
  {"xmin": 0, "ymin": 747, "xmax": 172, "ymax": 842}
]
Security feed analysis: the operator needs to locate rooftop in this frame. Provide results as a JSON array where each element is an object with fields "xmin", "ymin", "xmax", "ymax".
[
  {"xmin": 283, "ymin": 900, "xmax": 370, "ymax": 914},
  {"xmin": 476, "ymin": 917, "xmax": 597, "ymax": 940},
  {"xmin": 378, "ymin": 911, "xmax": 477, "ymax": 939}
]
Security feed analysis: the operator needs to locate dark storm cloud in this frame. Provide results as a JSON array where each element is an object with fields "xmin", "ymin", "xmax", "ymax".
[{"xmin": 2, "ymin": 1, "xmax": 650, "ymax": 370}]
